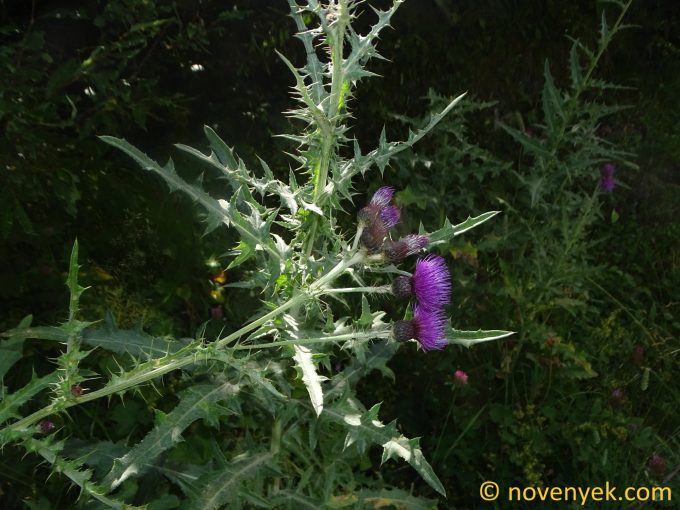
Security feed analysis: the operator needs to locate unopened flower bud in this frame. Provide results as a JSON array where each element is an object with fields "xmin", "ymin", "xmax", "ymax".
[
  {"xmin": 39, "ymin": 420, "xmax": 55, "ymax": 434},
  {"xmin": 70, "ymin": 384, "xmax": 83, "ymax": 397},
  {"xmin": 454, "ymin": 370, "xmax": 469, "ymax": 386},
  {"xmin": 383, "ymin": 235, "xmax": 429, "ymax": 263},
  {"xmin": 648, "ymin": 453, "xmax": 667, "ymax": 479}
]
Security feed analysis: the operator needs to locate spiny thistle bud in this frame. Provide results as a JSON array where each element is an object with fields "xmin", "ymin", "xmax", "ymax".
[
  {"xmin": 70, "ymin": 384, "xmax": 83, "ymax": 397},
  {"xmin": 390, "ymin": 255, "xmax": 451, "ymax": 309},
  {"xmin": 392, "ymin": 304, "xmax": 447, "ymax": 351},
  {"xmin": 383, "ymin": 235, "xmax": 429, "ymax": 263},
  {"xmin": 39, "ymin": 420, "xmax": 55, "ymax": 434}
]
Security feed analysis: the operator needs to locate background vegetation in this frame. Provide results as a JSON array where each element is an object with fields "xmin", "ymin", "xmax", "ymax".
[{"xmin": 1, "ymin": 0, "xmax": 678, "ymax": 508}]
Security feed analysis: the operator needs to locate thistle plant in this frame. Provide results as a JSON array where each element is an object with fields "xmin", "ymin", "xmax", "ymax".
[{"xmin": 0, "ymin": 1, "xmax": 511, "ymax": 507}]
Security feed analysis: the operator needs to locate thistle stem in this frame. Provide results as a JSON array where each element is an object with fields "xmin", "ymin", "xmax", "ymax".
[
  {"xmin": 233, "ymin": 329, "xmax": 391, "ymax": 350},
  {"xmin": 322, "ymin": 286, "xmax": 391, "ymax": 295}
]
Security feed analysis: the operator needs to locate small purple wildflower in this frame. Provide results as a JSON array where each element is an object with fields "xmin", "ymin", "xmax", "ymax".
[
  {"xmin": 600, "ymin": 163, "xmax": 616, "ymax": 192},
  {"xmin": 454, "ymin": 370, "xmax": 469, "ymax": 386},
  {"xmin": 393, "ymin": 304, "xmax": 447, "ymax": 351},
  {"xmin": 383, "ymin": 235, "xmax": 429, "ymax": 263},
  {"xmin": 391, "ymin": 255, "xmax": 451, "ymax": 310}
]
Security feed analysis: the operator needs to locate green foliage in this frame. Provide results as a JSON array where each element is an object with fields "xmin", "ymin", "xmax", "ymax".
[
  {"xmin": 1, "ymin": 1, "xmax": 503, "ymax": 507},
  {"xmin": 3, "ymin": 0, "xmax": 679, "ymax": 508}
]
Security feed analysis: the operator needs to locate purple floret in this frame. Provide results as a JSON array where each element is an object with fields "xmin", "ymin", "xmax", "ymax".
[
  {"xmin": 370, "ymin": 186, "xmax": 395, "ymax": 207},
  {"xmin": 380, "ymin": 206, "xmax": 401, "ymax": 229},
  {"xmin": 412, "ymin": 304, "xmax": 447, "ymax": 351},
  {"xmin": 413, "ymin": 255, "xmax": 451, "ymax": 310}
]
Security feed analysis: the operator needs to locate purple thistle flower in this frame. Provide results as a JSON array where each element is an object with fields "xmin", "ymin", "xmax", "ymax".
[
  {"xmin": 357, "ymin": 186, "xmax": 396, "ymax": 224},
  {"xmin": 600, "ymin": 163, "xmax": 616, "ymax": 192},
  {"xmin": 392, "ymin": 255, "xmax": 451, "ymax": 310},
  {"xmin": 393, "ymin": 304, "xmax": 447, "ymax": 351},
  {"xmin": 358, "ymin": 187, "xmax": 400, "ymax": 251},
  {"xmin": 383, "ymin": 235, "xmax": 429, "ymax": 263}
]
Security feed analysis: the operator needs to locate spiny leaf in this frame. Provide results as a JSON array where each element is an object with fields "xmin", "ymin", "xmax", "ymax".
[
  {"xmin": 100, "ymin": 135, "xmax": 279, "ymax": 262},
  {"xmin": 447, "ymin": 328, "xmax": 515, "ymax": 348},
  {"xmin": 337, "ymin": 92, "xmax": 466, "ymax": 188},
  {"xmin": 424, "ymin": 210, "xmax": 500, "ymax": 246},
  {"xmin": 542, "ymin": 60, "xmax": 564, "ymax": 134},
  {"xmin": 325, "ymin": 399, "xmax": 445, "ymax": 496},
  {"xmin": 25, "ymin": 436, "xmax": 135, "ymax": 509},
  {"xmin": 293, "ymin": 345, "xmax": 326, "ymax": 416},
  {"xmin": 0, "ymin": 315, "xmax": 31, "ymax": 382},
  {"xmin": 194, "ymin": 452, "xmax": 274, "ymax": 510},
  {"xmin": 3, "ymin": 323, "xmax": 184, "ymax": 360},
  {"xmin": 569, "ymin": 41, "xmax": 583, "ymax": 91},
  {"xmin": 498, "ymin": 121, "xmax": 553, "ymax": 158},
  {"xmin": 66, "ymin": 240, "xmax": 88, "ymax": 322},
  {"xmin": 0, "ymin": 372, "xmax": 59, "ymax": 424},
  {"xmin": 103, "ymin": 382, "xmax": 240, "ymax": 490},
  {"xmin": 326, "ymin": 340, "xmax": 398, "ymax": 403}
]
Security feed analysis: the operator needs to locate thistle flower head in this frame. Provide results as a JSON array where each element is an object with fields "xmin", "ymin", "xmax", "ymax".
[
  {"xmin": 358, "ymin": 187, "xmax": 400, "ymax": 251},
  {"xmin": 413, "ymin": 255, "xmax": 451, "ymax": 309},
  {"xmin": 391, "ymin": 255, "xmax": 451, "ymax": 310},
  {"xmin": 393, "ymin": 304, "xmax": 447, "ymax": 351},
  {"xmin": 358, "ymin": 186, "xmax": 396, "ymax": 224},
  {"xmin": 454, "ymin": 370, "xmax": 469, "ymax": 386},
  {"xmin": 383, "ymin": 235, "xmax": 429, "ymax": 263},
  {"xmin": 600, "ymin": 163, "xmax": 616, "ymax": 192}
]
